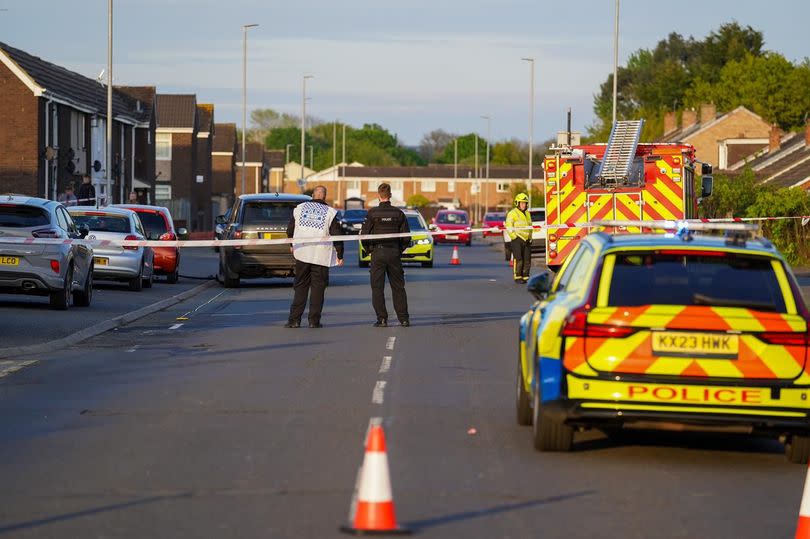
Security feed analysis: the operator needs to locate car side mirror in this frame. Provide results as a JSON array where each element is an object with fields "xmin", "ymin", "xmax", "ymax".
[
  {"xmin": 177, "ymin": 227, "xmax": 189, "ymax": 240},
  {"xmin": 701, "ymin": 175, "xmax": 713, "ymax": 198},
  {"xmin": 527, "ymin": 271, "xmax": 553, "ymax": 300},
  {"xmin": 215, "ymin": 215, "xmax": 227, "ymax": 225},
  {"xmin": 78, "ymin": 224, "xmax": 90, "ymax": 239}
]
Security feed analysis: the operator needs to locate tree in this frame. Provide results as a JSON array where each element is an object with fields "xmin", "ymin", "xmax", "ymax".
[
  {"xmin": 418, "ymin": 129, "xmax": 455, "ymax": 162},
  {"xmin": 406, "ymin": 194, "xmax": 430, "ymax": 208},
  {"xmin": 435, "ymin": 133, "xmax": 489, "ymax": 165}
]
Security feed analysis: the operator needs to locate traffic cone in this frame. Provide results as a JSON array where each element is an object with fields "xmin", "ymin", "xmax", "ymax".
[
  {"xmin": 509, "ymin": 253, "xmax": 514, "ymax": 267},
  {"xmin": 341, "ymin": 425, "xmax": 410, "ymax": 535},
  {"xmin": 796, "ymin": 463, "xmax": 810, "ymax": 538},
  {"xmin": 450, "ymin": 245, "xmax": 461, "ymax": 266}
]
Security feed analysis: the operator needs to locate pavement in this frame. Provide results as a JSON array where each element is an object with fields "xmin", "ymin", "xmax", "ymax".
[{"xmin": 0, "ymin": 241, "xmax": 806, "ymax": 538}]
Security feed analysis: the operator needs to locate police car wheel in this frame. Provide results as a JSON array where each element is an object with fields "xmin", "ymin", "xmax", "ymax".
[
  {"xmin": 532, "ymin": 386, "xmax": 573, "ymax": 452},
  {"xmin": 516, "ymin": 353, "xmax": 532, "ymax": 426},
  {"xmin": 786, "ymin": 435, "xmax": 810, "ymax": 464}
]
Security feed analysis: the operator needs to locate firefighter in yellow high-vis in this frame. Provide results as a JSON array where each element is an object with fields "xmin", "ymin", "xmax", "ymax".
[{"xmin": 505, "ymin": 193, "xmax": 532, "ymax": 283}]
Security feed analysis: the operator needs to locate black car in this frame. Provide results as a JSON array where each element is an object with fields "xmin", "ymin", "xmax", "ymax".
[
  {"xmin": 339, "ymin": 209, "xmax": 368, "ymax": 234},
  {"xmin": 217, "ymin": 193, "xmax": 310, "ymax": 287}
]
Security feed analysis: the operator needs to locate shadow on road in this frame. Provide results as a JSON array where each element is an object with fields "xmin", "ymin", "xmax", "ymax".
[
  {"xmin": 577, "ymin": 429, "xmax": 784, "ymax": 457},
  {"xmin": 0, "ymin": 493, "xmax": 192, "ymax": 535},
  {"xmin": 403, "ymin": 490, "xmax": 594, "ymax": 530}
]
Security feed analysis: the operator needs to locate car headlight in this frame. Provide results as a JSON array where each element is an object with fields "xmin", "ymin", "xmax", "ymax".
[{"xmin": 416, "ymin": 238, "xmax": 431, "ymax": 245}]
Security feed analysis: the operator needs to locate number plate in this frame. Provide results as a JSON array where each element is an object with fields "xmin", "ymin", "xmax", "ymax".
[
  {"xmin": 94, "ymin": 257, "xmax": 109, "ymax": 266},
  {"xmin": 652, "ymin": 331, "xmax": 739, "ymax": 358},
  {"xmin": 262, "ymin": 232, "xmax": 283, "ymax": 240},
  {"xmin": 445, "ymin": 234, "xmax": 459, "ymax": 240},
  {"xmin": 0, "ymin": 256, "xmax": 19, "ymax": 266}
]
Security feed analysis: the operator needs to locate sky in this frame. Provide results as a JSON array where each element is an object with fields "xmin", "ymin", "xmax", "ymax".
[{"xmin": 1, "ymin": 1, "xmax": 808, "ymax": 146}]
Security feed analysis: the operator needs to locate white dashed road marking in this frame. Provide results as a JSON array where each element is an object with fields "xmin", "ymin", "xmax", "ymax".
[
  {"xmin": 169, "ymin": 323, "xmax": 184, "ymax": 330},
  {"xmin": 386, "ymin": 337, "xmax": 396, "ymax": 350},
  {"xmin": 0, "ymin": 360, "xmax": 38, "ymax": 378},
  {"xmin": 379, "ymin": 356, "xmax": 392, "ymax": 374},
  {"xmin": 126, "ymin": 345, "xmax": 140, "ymax": 353},
  {"xmin": 372, "ymin": 381, "xmax": 387, "ymax": 404}
]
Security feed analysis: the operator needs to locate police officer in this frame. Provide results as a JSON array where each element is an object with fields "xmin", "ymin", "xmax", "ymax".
[
  {"xmin": 285, "ymin": 185, "xmax": 344, "ymax": 328},
  {"xmin": 505, "ymin": 192, "xmax": 533, "ymax": 283},
  {"xmin": 360, "ymin": 183, "xmax": 410, "ymax": 327}
]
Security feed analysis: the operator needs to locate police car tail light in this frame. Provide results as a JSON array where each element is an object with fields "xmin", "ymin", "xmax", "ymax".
[
  {"xmin": 123, "ymin": 234, "xmax": 139, "ymax": 250},
  {"xmin": 758, "ymin": 331, "xmax": 809, "ymax": 346},
  {"xmin": 561, "ymin": 309, "xmax": 588, "ymax": 337},
  {"xmin": 562, "ymin": 307, "xmax": 636, "ymax": 339}
]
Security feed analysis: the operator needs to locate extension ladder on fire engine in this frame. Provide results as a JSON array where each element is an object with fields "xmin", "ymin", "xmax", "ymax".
[{"xmin": 595, "ymin": 120, "xmax": 644, "ymax": 185}]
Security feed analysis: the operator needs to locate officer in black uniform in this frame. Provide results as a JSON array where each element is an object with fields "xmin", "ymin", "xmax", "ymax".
[{"xmin": 360, "ymin": 183, "xmax": 411, "ymax": 327}]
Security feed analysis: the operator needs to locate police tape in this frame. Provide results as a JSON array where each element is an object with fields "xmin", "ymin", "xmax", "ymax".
[{"xmin": 0, "ymin": 216, "xmax": 807, "ymax": 248}]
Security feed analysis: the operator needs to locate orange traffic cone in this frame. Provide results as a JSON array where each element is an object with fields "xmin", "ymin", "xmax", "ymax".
[
  {"xmin": 509, "ymin": 253, "xmax": 514, "ymax": 267},
  {"xmin": 450, "ymin": 245, "xmax": 461, "ymax": 266},
  {"xmin": 796, "ymin": 463, "xmax": 810, "ymax": 538},
  {"xmin": 341, "ymin": 424, "xmax": 410, "ymax": 535}
]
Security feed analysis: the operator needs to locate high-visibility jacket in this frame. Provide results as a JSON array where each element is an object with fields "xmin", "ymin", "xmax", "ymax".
[{"xmin": 505, "ymin": 207, "xmax": 532, "ymax": 242}]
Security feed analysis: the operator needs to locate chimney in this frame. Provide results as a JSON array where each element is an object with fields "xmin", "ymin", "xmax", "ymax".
[
  {"xmin": 769, "ymin": 124, "xmax": 782, "ymax": 153},
  {"xmin": 682, "ymin": 109, "xmax": 697, "ymax": 130},
  {"xmin": 700, "ymin": 103, "xmax": 716, "ymax": 124},
  {"xmin": 663, "ymin": 111, "xmax": 677, "ymax": 134}
]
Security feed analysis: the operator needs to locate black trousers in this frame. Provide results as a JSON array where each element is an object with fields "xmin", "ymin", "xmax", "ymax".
[
  {"xmin": 510, "ymin": 237, "xmax": 532, "ymax": 280},
  {"xmin": 370, "ymin": 247, "xmax": 409, "ymax": 321},
  {"xmin": 288, "ymin": 260, "xmax": 330, "ymax": 324}
]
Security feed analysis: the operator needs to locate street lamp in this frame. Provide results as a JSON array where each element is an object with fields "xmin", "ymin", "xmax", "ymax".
[
  {"xmin": 481, "ymin": 115, "xmax": 491, "ymax": 216},
  {"xmin": 105, "ymin": 0, "xmax": 113, "ymax": 204},
  {"xmin": 241, "ymin": 23, "xmax": 259, "ymax": 197},
  {"xmin": 612, "ymin": 0, "xmax": 620, "ymax": 124},
  {"xmin": 521, "ymin": 57, "xmax": 535, "ymax": 209},
  {"xmin": 300, "ymin": 74, "xmax": 314, "ymax": 191}
]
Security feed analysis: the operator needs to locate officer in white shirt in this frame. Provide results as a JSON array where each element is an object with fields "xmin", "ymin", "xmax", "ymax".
[{"xmin": 285, "ymin": 186, "xmax": 344, "ymax": 328}]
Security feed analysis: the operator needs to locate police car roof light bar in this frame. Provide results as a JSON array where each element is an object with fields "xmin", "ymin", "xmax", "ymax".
[{"xmin": 591, "ymin": 220, "xmax": 760, "ymax": 233}]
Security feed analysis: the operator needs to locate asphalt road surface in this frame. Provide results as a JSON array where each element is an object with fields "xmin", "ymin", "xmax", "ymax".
[{"xmin": 0, "ymin": 242, "xmax": 806, "ymax": 538}]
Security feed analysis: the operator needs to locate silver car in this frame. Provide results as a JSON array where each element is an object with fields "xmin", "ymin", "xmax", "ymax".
[
  {"xmin": 68, "ymin": 206, "xmax": 154, "ymax": 291},
  {"xmin": 0, "ymin": 195, "xmax": 94, "ymax": 309}
]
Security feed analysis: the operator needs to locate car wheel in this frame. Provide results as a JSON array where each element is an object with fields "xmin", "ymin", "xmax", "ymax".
[
  {"xmin": 786, "ymin": 435, "xmax": 810, "ymax": 464},
  {"xmin": 166, "ymin": 269, "xmax": 179, "ymax": 284},
  {"xmin": 129, "ymin": 265, "xmax": 144, "ymax": 292},
  {"xmin": 73, "ymin": 267, "xmax": 93, "ymax": 307},
  {"xmin": 49, "ymin": 265, "xmax": 73, "ymax": 310},
  {"xmin": 532, "ymin": 384, "xmax": 573, "ymax": 452},
  {"xmin": 221, "ymin": 260, "xmax": 240, "ymax": 288},
  {"xmin": 421, "ymin": 260, "xmax": 433, "ymax": 268},
  {"xmin": 516, "ymin": 352, "xmax": 532, "ymax": 426},
  {"xmin": 465, "ymin": 238, "xmax": 472, "ymax": 247}
]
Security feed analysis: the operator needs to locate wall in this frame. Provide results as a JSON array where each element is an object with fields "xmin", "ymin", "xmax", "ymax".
[{"xmin": 685, "ymin": 109, "xmax": 771, "ymax": 168}]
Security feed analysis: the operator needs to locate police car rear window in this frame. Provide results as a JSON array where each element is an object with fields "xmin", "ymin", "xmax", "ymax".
[
  {"xmin": 0, "ymin": 205, "xmax": 49, "ymax": 228},
  {"xmin": 242, "ymin": 202, "xmax": 295, "ymax": 225},
  {"xmin": 606, "ymin": 252, "xmax": 787, "ymax": 313}
]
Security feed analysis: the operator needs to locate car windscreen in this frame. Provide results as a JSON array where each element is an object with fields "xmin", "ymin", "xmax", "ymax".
[
  {"xmin": 484, "ymin": 213, "xmax": 505, "ymax": 222},
  {"xmin": 343, "ymin": 209, "xmax": 367, "ymax": 220},
  {"xmin": 242, "ymin": 202, "xmax": 295, "ymax": 226},
  {"xmin": 135, "ymin": 211, "xmax": 168, "ymax": 238},
  {"xmin": 0, "ymin": 205, "xmax": 50, "ymax": 227},
  {"xmin": 530, "ymin": 210, "xmax": 546, "ymax": 222},
  {"xmin": 71, "ymin": 214, "xmax": 131, "ymax": 233},
  {"xmin": 407, "ymin": 216, "xmax": 425, "ymax": 231},
  {"xmin": 606, "ymin": 251, "xmax": 788, "ymax": 313},
  {"xmin": 437, "ymin": 212, "xmax": 468, "ymax": 224}
]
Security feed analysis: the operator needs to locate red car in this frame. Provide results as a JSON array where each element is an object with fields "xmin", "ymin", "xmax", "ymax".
[
  {"xmin": 115, "ymin": 205, "xmax": 186, "ymax": 283},
  {"xmin": 482, "ymin": 212, "xmax": 506, "ymax": 237},
  {"xmin": 431, "ymin": 210, "xmax": 472, "ymax": 246}
]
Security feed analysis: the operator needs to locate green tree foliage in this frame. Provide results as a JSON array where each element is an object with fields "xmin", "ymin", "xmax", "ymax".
[
  {"xmin": 590, "ymin": 23, "xmax": 766, "ymax": 140},
  {"xmin": 435, "ymin": 133, "xmax": 489, "ymax": 165},
  {"xmin": 418, "ymin": 129, "xmax": 455, "ymax": 162},
  {"xmin": 699, "ymin": 168, "xmax": 759, "ymax": 218},
  {"xmin": 509, "ymin": 183, "xmax": 543, "ymax": 208},
  {"xmin": 406, "ymin": 193, "xmax": 430, "ymax": 208}
]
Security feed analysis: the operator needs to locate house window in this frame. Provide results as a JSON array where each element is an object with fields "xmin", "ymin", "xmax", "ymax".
[
  {"xmin": 421, "ymin": 179, "xmax": 436, "ymax": 192},
  {"xmin": 367, "ymin": 180, "xmax": 378, "ymax": 192},
  {"xmin": 70, "ymin": 111, "xmax": 86, "ymax": 150},
  {"xmin": 447, "ymin": 180, "xmax": 455, "ymax": 192},
  {"xmin": 496, "ymin": 182, "xmax": 510, "ymax": 193},
  {"xmin": 347, "ymin": 180, "xmax": 360, "ymax": 190},
  {"xmin": 155, "ymin": 184, "xmax": 172, "ymax": 200},
  {"xmin": 156, "ymin": 133, "xmax": 172, "ymax": 160}
]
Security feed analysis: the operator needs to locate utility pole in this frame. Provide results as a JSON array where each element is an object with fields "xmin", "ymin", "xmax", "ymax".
[
  {"xmin": 300, "ymin": 75, "xmax": 313, "ymax": 191},
  {"xmin": 521, "ymin": 57, "xmax": 535, "ymax": 209},
  {"xmin": 106, "ymin": 0, "xmax": 113, "ymax": 204},
  {"xmin": 612, "ymin": 0, "xmax": 620, "ymax": 124},
  {"xmin": 481, "ymin": 115, "xmax": 491, "ymax": 216},
  {"xmin": 474, "ymin": 134, "xmax": 479, "ymax": 223},
  {"xmin": 241, "ymin": 23, "xmax": 258, "ymax": 197}
]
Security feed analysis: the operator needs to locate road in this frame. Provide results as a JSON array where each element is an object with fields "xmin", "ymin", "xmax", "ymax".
[{"xmin": 0, "ymin": 241, "xmax": 806, "ymax": 538}]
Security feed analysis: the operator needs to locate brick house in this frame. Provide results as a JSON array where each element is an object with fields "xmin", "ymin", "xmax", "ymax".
[
  {"xmin": 117, "ymin": 86, "xmax": 157, "ymax": 204},
  {"xmin": 743, "ymin": 120, "xmax": 810, "ymax": 189},
  {"xmin": 265, "ymin": 150, "xmax": 285, "ymax": 193},
  {"xmin": 155, "ymin": 94, "xmax": 198, "ymax": 229},
  {"xmin": 660, "ymin": 104, "xmax": 771, "ymax": 169},
  {"xmin": 211, "ymin": 122, "xmax": 236, "ymax": 218},
  {"xmin": 234, "ymin": 141, "xmax": 266, "ymax": 196},
  {"xmin": 194, "ymin": 103, "xmax": 214, "ymax": 230},
  {"xmin": 0, "ymin": 41, "xmax": 151, "ymax": 203}
]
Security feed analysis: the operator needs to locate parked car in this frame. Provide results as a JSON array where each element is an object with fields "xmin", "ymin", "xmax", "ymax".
[
  {"xmin": 516, "ymin": 227, "xmax": 810, "ymax": 463},
  {"xmin": 503, "ymin": 207, "xmax": 546, "ymax": 260},
  {"xmin": 359, "ymin": 209, "xmax": 433, "ymax": 268},
  {"xmin": 68, "ymin": 206, "xmax": 154, "ymax": 291},
  {"xmin": 217, "ymin": 193, "xmax": 311, "ymax": 288},
  {"xmin": 431, "ymin": 210, "xmax": 472, "ymax": 246},
  {"xmin": 340, "ymin": 208, "xmax": 368, "ymax": 234},
  {"xmin": 115, "ymin": 204, "xmax": 186, "ymax": 283},
  {"xmin": 0, "ymin": 195, "xmax": 93, "ymax": 309},
  {"xmin": 482, "ymin": 212, "xmax": 506, "ymax": 237}
]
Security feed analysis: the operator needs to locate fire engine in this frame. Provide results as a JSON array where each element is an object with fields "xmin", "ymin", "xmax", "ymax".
[{"xmin": 543, "ymin": 120, "xmax": 713, "ymax": 270}]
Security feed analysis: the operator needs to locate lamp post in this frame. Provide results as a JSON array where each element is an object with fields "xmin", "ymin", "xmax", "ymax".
[
  {"xmin": 481, "ymin": 115, "xmax": 491, "ymax": 216},
  {"xmin": 241, "ymin": 23, "xmax": 259, "ymax": 197},
  {"xmin": 300, "ymin": 75, "xmax": 314, "ymax": 191},
  {"xmin": 521, "ymin": 57, "xmax": 535, "ymax": 209},
  {"xmin": 612, "ymin": 0, "xmax": 620, "ymax": 124},
  {"xmin": 106, "ymin": 0, "xmax": 113, "ymax": 204}
]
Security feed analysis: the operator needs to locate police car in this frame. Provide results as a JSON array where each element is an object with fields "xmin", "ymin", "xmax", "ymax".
[{"xmin": 516, "ymin": 221, "xmax": 810, "ymax": 463}]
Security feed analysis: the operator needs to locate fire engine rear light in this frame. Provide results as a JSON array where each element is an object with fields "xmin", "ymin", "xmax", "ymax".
[
  {"xmin": 548, "ymin": 250, "xmax": 558, "ymax": 259},
  {"xmin": 32, "ymin": 228, "xmax": 60, "ymax": 238},
  {"xmin": 548, "ymin": 233, "xmax": 558, "ymax": 242},
  {"xmin": 49, "ymin": 260, "xmax": 60, "ymax": 273},
  {"xmin": 123, "ymin": 234, "xmax": 140, "ymax": 250}
]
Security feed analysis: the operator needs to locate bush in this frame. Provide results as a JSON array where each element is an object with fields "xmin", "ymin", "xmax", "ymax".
[{"xmin": 406, "ymin": 194, "xmax": 430, "ymax": 208}]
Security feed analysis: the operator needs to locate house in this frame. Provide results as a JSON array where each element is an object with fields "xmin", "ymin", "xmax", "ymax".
[
  {"xmin": 211, "ymin": 122, "xmax": 236, "ymax": 217},
  {"xmin": 234, "ymin": 141, "xmax": 266, "ymax": 196},
  {"xmin": 0, "ymin": 41, "xmax": 151, "ymax": 203},
  {"xmin": 264, "ymin": 150, "xmax": 285, "ymax": 193},
  {"xmin": 659, "ymin": 104, "xmax": 772, "ymax": 169},
  {"xmin": 155, "ymin": 93, "xmax": 198, "ymax": 229},
  {"xmin": 194, "ymin": 103, "xmax": 214, "ymax": 230},
  {"xmin": 117, "ymin": 86, "xmax": 157, "ymax": 204},
  {"xmin": 743, "ymin": 120, "xmax": 810, "ymax": 189}
]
